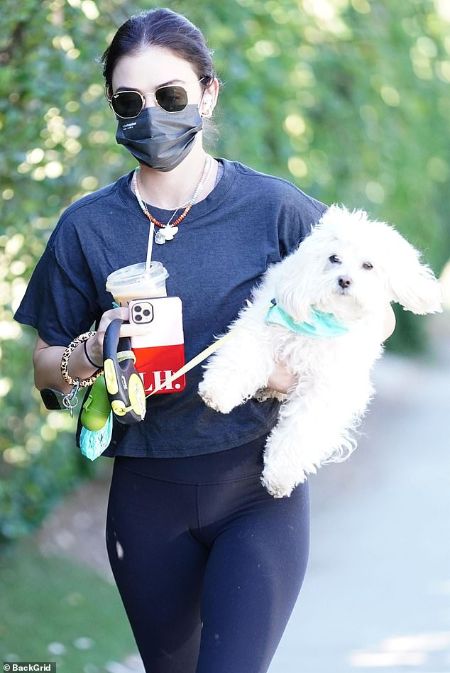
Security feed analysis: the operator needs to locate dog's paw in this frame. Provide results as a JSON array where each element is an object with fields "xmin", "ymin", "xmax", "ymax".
[
  {"xmin": 254, "ymin": 387, "xmax": 287, "ymax": 403},
  {"xmin": 261, "ymin": 476, "xmax": 292, "ymax": 498},
  {"xmin": 260, "ymin": 467, "xmax": 306, "ymax": 498},
  {"xmin": 198, "ymin": 380, "xmax": 238, "ymax": 414}
]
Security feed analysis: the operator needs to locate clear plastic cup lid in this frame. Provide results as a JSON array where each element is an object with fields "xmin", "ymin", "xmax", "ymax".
[{"xmin": 106, "ymin": 261, "xmax": 169, "ymax": 293}]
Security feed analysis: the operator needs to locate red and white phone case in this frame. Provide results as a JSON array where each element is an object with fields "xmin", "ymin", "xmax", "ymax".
[{"xmin": 129, "ymin": 296, "xmax": 185, "ymax": 395}]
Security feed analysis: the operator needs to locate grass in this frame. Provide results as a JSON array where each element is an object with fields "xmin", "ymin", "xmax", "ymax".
[{"xmin": 0, "ymin": 536, "xmax": 138, "ymax": 672}]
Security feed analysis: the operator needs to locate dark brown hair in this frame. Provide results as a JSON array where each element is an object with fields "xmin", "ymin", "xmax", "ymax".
[{"xmin": 101, "ymin": 7, "xmax": 216, "ymax": 96}]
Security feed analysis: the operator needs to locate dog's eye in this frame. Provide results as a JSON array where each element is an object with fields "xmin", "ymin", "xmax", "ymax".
[
  {"xmin": 329, "ymin": 254, "xmax": 341, "ymax": 264},
  {"xmin": 362, "ymin": 262, "xmax": 373, "ymax": 270}
]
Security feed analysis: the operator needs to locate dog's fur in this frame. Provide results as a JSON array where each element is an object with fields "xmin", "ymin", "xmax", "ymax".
[{"xmin": 198, "ymin": 204, "xmax": 442, "ymax": 497}]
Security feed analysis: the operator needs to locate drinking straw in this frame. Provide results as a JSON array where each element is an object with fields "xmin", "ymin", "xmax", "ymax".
[{"xmin": 145, "ymin": 220, "xmax": 155, "ymax": 275}]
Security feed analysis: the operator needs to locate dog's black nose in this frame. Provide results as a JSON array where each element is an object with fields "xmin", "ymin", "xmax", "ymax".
[{"xmin": 338, "ymin": 276, "xmax": 352, "ymax": 289}]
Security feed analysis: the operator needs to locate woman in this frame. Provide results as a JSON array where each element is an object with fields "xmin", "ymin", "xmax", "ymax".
[{"xmin": 14, "ymin": 8, "xmax": 395, "ymax": 673}]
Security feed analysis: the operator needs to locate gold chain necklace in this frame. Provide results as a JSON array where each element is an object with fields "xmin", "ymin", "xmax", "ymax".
[{"xmin": 132, "ymin": 155, "xmax": 212, "ymax": 244}]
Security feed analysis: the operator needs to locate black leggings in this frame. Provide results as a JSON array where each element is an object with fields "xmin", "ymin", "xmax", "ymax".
[{"xmin": 105, "ymin": 433, "xmax": 310, "ymax": 673}]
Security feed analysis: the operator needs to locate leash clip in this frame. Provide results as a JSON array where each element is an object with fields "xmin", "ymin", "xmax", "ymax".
[{"xmin": 62, "ymin": 380, "xmax": 80, "ymax": 417}]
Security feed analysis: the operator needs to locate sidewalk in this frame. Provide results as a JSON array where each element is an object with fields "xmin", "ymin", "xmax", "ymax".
[{"xmin": 269, "ymin": 313, "xmax": 450, "ymax": 673}]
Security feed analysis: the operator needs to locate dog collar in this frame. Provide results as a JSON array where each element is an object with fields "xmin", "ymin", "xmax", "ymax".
[{"xmin": 265, "ymin": 299, "xmax": 349, "ymax": 337}]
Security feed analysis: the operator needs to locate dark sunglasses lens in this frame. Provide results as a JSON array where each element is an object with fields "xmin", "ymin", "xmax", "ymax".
[
  {"xmin": 156, "ymin": 86, "xmax": 188, "ymax": 112},
  {"xmin": 111, "ymin": 91, "xmax": 143, "ymax": 118}
]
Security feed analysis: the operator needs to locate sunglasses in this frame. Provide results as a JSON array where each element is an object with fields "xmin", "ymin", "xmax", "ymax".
[{"xmin": 109, "ymin": 79, "xmax": 208, "ymax": 119}]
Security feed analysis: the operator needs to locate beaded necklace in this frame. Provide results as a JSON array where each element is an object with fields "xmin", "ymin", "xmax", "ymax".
[{"xmin": 132, "ymin": 155, "xmax": 212, "ymax": 244}]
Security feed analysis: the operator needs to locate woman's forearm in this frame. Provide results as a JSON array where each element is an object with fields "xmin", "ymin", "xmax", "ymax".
[
  {"xmin": 33, "ymin": 339, "xmax": 100, "ymax": 393},
  {"xmin": 32, "ymin": 307, "xmax": 133, "ymax": 393}
]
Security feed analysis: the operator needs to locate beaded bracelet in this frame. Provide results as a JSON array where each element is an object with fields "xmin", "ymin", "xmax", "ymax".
[{"xmin": 60, "ymin": 331, "xmax": 104, "ymax": 388}]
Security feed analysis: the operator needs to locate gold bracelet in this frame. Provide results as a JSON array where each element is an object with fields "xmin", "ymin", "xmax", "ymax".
[{"xmin": 60, "ymin": 331, "xmax": 104, "ymax": 388}]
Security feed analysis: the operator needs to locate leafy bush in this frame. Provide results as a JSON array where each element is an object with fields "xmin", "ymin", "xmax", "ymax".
[{"xmin": 1, "ymin": 0, "xmax": 449, "ymax": 541}]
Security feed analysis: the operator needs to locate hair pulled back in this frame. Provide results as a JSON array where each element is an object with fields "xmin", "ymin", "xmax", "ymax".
[{"xmin": 101, "ymin": 8, "xmax": 216, "ymax": 95}]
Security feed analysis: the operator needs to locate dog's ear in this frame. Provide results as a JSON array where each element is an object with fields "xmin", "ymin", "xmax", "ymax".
[{"xmin": 382, "ymin": 227, "xmax": 442, "ymax": 315}]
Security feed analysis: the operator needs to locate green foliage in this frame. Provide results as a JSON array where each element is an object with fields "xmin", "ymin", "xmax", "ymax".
[
  {"xmin": 0, "ymin": 537, "xmax": 136, "ymax": 667},
  {"xmin": 0, "ymin": 328, "xmax": 93, "ymax": 541},
  {"xmin": 1, "ymin": 0, "xmax": 449, "ymax": 541}
]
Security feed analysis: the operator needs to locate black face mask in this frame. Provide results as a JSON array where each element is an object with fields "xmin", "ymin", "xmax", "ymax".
[{"xmin": 115, "ymin": 104, "xmax": 203, "ymax": 172}]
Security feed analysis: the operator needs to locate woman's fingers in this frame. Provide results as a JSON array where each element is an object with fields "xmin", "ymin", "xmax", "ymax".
[
  {"xmin": 119, "ymin": 321, "xmax": 156, "ymax": 338},
  {"xmin": 99, "ymin": 307, "xmax": 129, "ymax": 327},
  {"xmin": 93, "ymin": 306, "xmax": 153, "ymax": 356},
  {"xmin": 382, "ymin": 304, "xmax": 396, "ymax": 340},
  {"xmin": 92, "ymin": 307, "xmax": 130, "ymax": 355},
  {"xmin": 267, "ymin": 362, "xmax": 298, "ymax": 393}
]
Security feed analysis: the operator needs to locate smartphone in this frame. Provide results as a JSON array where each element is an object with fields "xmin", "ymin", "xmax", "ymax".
[{"xmin": 128, "ymin": 296, "xmax": 186, "ymax": 395}]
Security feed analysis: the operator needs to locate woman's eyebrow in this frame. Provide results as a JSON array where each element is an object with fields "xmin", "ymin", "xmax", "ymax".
[
  {"xmin": 157, "ymin": 79, "xmax": 186, "ymax": 87},
  {"xmin": 115, "ymin": 79, "xmax": 186, "ymax": 92}
]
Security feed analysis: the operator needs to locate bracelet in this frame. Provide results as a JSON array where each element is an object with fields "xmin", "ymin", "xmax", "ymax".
[
  {"xmin": 60, "ymin": 331, "xmax": 103, "ymax": 388},
  {"xmin": 83, "ymin": 338, "xmax": 103, "ymax": 369}
]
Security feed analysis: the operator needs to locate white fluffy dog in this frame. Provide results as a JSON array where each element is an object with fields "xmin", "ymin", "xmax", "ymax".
[{"xmin": 198, "ymin": 204, "xmax": 442, "ymax": 498}]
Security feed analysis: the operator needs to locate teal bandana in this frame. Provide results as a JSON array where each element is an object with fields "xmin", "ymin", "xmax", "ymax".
[{"xmin": 265, "ymin": 299, "xmax": 349, "ymax": 337}]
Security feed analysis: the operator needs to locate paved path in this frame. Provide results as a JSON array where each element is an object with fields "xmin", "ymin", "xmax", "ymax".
[{"xmin": 269, "ymin": 321, "xmax": 450, "ymax": 673}]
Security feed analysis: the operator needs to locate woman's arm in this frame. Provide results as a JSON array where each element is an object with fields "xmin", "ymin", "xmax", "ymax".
[
  {"xmin": 32, "ymin": 306, "xmax": 131, "ymax": 393},
  {"xmin": 267, "ymin": 304, "xmax": 396, "ymax": 393},
  {"xmin": 33, "ymin": 338, "xmax": 99, "ymax": 394}
]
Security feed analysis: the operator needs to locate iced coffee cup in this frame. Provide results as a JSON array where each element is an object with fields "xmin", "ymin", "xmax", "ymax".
[
  {"xmin": 106, "ymin": 261, "xmax": 169, "ymax": 306},
  {"xmin": 105, "ymin": 261, "xmax": 183, "ymax": 395}
]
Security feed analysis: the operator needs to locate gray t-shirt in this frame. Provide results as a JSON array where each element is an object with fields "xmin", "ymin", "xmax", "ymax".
[{"xmin": 14, "ymin": 158, "xmax": 327, "ymax": 457}]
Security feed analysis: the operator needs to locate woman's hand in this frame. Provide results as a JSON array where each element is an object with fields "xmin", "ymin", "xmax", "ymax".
[
  {"xmin": 267, "ymin": 362, "xmax": 298, "ymax": 394},
  {"xmin": 87, "ymin": 307, "xmax": 127, "ymax": 363},
  {"xmin": 89, "ymin": 303, "xmax": 169, "ymax": 363},
  {"xmin": 382, "ymin": 304, "xmax": 396, "ymax": 341},
  {"xmin": 88, "ymin": 305, "xmax": 154, "ymax": 361}
]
